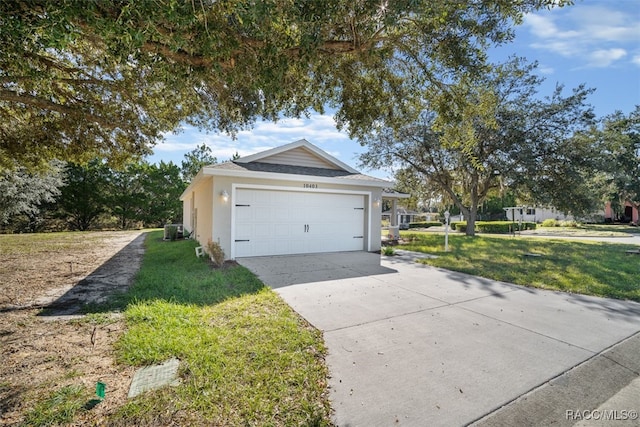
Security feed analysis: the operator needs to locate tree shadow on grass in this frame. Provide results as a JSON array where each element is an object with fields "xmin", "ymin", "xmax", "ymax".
[
  {"xmin": 71, "ymin": 232, "xmax": 269, "ymax": 314},
  {"xmin": 34, "ymin": 233, "xmax": 148, "ymax": 317}
]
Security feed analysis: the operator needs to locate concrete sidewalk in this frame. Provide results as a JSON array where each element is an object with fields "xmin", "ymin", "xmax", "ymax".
[{"xmin": 239, "ymin": 251, "xmax": 640, "ymax": 426}]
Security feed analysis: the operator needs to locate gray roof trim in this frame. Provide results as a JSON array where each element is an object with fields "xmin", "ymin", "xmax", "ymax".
[
  {"xmin": 382, "ymin": 190, "xmax": 411, "ymax": 199},
  {"xmin": 201, "ymin": 162, "xmax": 391, "ymax": 188},
  {"xmin": 212, "ymin": 161, "xmax": 354, "ymax": 177}
]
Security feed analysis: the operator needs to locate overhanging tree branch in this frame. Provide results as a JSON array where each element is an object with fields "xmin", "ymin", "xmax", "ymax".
[{"xmin": 0, "ymin": 90, "xmax": 110, "ymax": 126}]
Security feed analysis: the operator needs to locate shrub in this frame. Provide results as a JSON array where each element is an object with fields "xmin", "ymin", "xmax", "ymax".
[
  {"xmin": 444, "ymin": 221, "xmax": 538, "ymax": 234},
  {"xmin": 382, "ymin": 246, "xmax": 395, "ymax": 256},
  {"xmin": 475, "ymin": 221, "xmax": 537, "ymax": 233},
  {"xmin": 475, "ymin": 222, "xmax": 511, "ymax": 233},
  {"xmin": 206, "ymin": 239, "xmax": 225, "ymax": 267},
  {"xmin": 408, "ymin": 221, "xmax": 443, "ymax": 229},
  {"xmin": 453, "ymin": 222, "xmax": 467, "ymax": 233},
  {"xmin": 541, "ymin": 219, "xmax": 558, "ymax": 227}
]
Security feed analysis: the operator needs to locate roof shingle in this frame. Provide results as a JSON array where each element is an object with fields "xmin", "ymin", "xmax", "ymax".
[{"xmin": 210, "ymin": 161, "xmax": 388, "ymax": 183}]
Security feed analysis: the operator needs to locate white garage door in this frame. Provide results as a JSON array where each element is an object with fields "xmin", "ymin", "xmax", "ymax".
[{"xmin": 234, "ymin": 188, "xmax": 366, "ymax": 257}]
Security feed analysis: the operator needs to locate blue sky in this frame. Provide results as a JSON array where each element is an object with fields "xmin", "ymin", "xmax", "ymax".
[{"xmin": 148, "ymin": 0, "xmax": 640, "ymax": 179}]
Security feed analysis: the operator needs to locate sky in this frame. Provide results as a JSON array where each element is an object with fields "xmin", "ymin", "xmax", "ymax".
[{"xmin": 147, "ymin": 0, "xmax": 640, "ymax": 180}]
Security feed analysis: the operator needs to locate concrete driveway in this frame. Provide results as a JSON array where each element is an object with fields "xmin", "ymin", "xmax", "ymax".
[{"xmin": 238, "ymin": 251, "xmax": 640, "ymax": 426}]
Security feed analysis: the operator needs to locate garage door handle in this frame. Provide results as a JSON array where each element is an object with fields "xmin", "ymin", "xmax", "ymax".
[
  {"xmin": 235, "ymin": 204, "xmax": 250, "ymax": 207},
  {"xmin": 235, "ymin": 239, "xmax": 250, "ymax": 242},
  {"xmin": 354, "ymin": 207, "xmax": 364, "ymax": 210},
  {"xmin": 304, "ymin": 224, "xmax": 309, "ymax": 232},
  {"xmin": 353, "ymin": 236, "xmax": 363, "ymax": 238}
]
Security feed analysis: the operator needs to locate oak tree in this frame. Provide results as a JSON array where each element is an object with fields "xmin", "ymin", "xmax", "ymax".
[
  {"xmin": 360, "ymin": 58, "xmax": 597, "ymax": 236},
  {"xmin": 1, "ymin": 0, "xmax": 569, "ymax": 170},
  {"xmin": 599, "ymin": 107, "xmax": 640, "ymax": 219}
]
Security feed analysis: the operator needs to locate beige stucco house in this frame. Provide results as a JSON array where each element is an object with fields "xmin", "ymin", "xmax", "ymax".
[{"xmin": 180, "ymin": 139, "xmax": 393, "ymax": 259}]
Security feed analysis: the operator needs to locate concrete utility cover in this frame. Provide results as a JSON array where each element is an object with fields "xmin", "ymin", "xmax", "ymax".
[{"xmin": 128, "ymin": 358, "xmax": 181, "ymax": 398}]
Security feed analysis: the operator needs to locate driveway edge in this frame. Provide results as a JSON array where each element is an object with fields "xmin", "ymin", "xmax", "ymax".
[{"xmin": 470, "ymin": 331, "xmax": 640, "ymax": 427}]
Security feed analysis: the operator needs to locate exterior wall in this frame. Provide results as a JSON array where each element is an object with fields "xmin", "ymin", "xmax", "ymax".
[
  {"xmin": 257, "ymin": 147, "xmax": 340, "ymax": 169},
  {"xmin": 182, "ymin": 193, "xmax": 193, "ymax": 233},
  {"xmin": 192, "ymin": 177, "xmax": 213, "ymax": 246},
  {"xmin": 605, "ymin": 201, "xmax": 639, "ymax": 223},
  {"xmin": 504, "ymin": 207, "xmax": 574, "ymax": 223},
  {"xmin": 605, "ymin": 203, "xmax": 613, "ymax": 220},
  {"xmin": 209, "ymin": 175, "xmax": 383, "ymax": 259}
]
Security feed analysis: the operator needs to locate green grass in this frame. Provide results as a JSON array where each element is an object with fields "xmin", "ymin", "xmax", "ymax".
[
  {"xmin": 580, "ymin": 224, "xmax": 640, "ymax": 234},
  {"xmin": 22, "ymin": 385, "xmax": 89, "ymax": 427},
  {"xmin": 401, "ymin": 232, "xmax": 640, "ymax": 302},
  {"xmin": 531, "ymin": 224, "xmax": 638, "ymax": 237},
  {"xmin": 101, "ymin": 231, "xmax": 331, "ymax": 426}
]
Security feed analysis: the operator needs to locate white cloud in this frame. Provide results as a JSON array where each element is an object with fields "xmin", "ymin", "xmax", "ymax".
[
  {"xmin": 632, "ymin": 55, "xmax": 640, "ymax": 67},
  {"xmin": 524, "ymin": 14, "xmax": 557, "ymax": 39},
  {"xmin": 523, "ymin": 3, "xmax": 640, "ymax": 68},
  {"xmin": 587, "ymin": 48, "xmax": 627, "ymax": 67},
  {"xmin": 149, "ymin": 112, "xmax": 361, "ymax": 166},
  {"xmin": 538, "ymin": 65, "xmax": 555, "ymax": 75}
]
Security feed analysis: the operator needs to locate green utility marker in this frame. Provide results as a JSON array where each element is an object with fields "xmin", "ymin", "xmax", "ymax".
[{"xmin": 96, "ymin": 382, "xmax": 106, "ymax": 400}]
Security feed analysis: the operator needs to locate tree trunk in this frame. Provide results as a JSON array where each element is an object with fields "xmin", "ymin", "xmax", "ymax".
[
  {"xmin": 466, "ymin": 204, "xmax": 478, "ymax": 237},
  {"xmin": 464, "ymin": 176, "xmax": 480, "ymax": 237}
]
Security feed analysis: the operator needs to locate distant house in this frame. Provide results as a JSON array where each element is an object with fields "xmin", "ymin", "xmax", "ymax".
[
  {"xmin": 382, "ymin": 207, "xmax": 421, "ymax": 226},
  {"xmin": 605, "ymin": 201, "xmax": 639, "ymax": 224},
  {"xmin": 503, "ymin": 206, "xmax": 574, "ymax": 223}
]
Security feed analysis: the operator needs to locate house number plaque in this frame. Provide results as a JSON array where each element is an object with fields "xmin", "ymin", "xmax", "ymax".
[{"xmin": 303, "ymin": 183, "xmax": 318, "ymax": 189}]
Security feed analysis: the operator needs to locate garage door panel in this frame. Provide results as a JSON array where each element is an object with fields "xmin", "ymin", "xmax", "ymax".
[
  {"xmin": 235, "ymin": 189, "xmax": 365, "ymax": 257},
  {"xmin": 235, "ymin": 207, "xmax": 253, "ymax": 222},
  {"xmin": 234, "ymin": 240, "xmax": 252, "ymax": 257},
  {"xmin": 254, "ymin": 225, "xmax": 273, "ymax": 239}
]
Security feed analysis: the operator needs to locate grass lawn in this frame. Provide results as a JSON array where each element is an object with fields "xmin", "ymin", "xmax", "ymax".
[
  {"xmin": 399, "ymin": 232, "xmax": 640, "ymax": 302},
  {"xmin": 100, "ymin": 231, "xmax": 331, "ymax": 426},
  {"xmin": 530, "ymin": 224, "xmax": 640, "ymax": 237}
]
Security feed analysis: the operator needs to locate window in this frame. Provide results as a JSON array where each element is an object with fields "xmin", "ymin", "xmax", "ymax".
[{"xmin": 526, "ymin": 208, "xmax": 535, "ymax": 215}]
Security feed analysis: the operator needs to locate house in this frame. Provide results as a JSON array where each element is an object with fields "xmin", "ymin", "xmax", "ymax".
[
  {"xmin": 503, "ymin": 206, "xmax": 575, "ymax": 223},
  {"xmin": 605, "ymin": 201, "xmax": 639, "ymax": 224},
  {"xmin": 181, "ymin": 139, "xmax": 399, "ymax": 259},
  {"xmin": 382, "ymin": 207, "xmax": 421, "ymax": 227}
]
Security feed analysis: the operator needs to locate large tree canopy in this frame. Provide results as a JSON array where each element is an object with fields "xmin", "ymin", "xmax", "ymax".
[
  {"xmin": 0, "ymin": 160, "xmax": 65, "ymax": 230},
  {"xmin": 1, "ymin": 0, "xmax": 569, "ymax": 170},
  {"xmin": 360, "ymin": 58, "xmax": 597, "ymax": 235},
  {"xmin": 181, "ymin": 143, "xmax": 217, "ymax": 182},
  {"xmin": 600, "ymin": 106, "xmax": 640, "ymax": 216}
]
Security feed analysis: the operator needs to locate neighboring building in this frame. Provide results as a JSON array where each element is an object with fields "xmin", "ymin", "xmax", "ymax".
[
  {"xmin": 604, "ymin": 201, "xmax": 639, "ymax": 224},
  {"xmin": 181, "ymin": 139, "xmax": 396, "ymax": 259},
  {"xmin": 382, "ymin": 207, "xmax": 421, "ymax": 227},
  {"xmin": 503, "ymin": 206, "xmax": 575, "ymax": 223}
]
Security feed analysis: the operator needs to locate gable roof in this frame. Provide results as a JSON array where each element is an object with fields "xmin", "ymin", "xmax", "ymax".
[
  {"xmin": 235, "ymin": 139, "xmax": 359, "ymax": 174},
  {"xmin": 180, "ymin": 139, "xmax": 391, "ymax": 200}
]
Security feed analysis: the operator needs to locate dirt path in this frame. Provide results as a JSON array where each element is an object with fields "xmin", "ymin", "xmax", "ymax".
[{"xmin": 0, "ymin": 230, "xmax": 146, "ymax": 425}]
